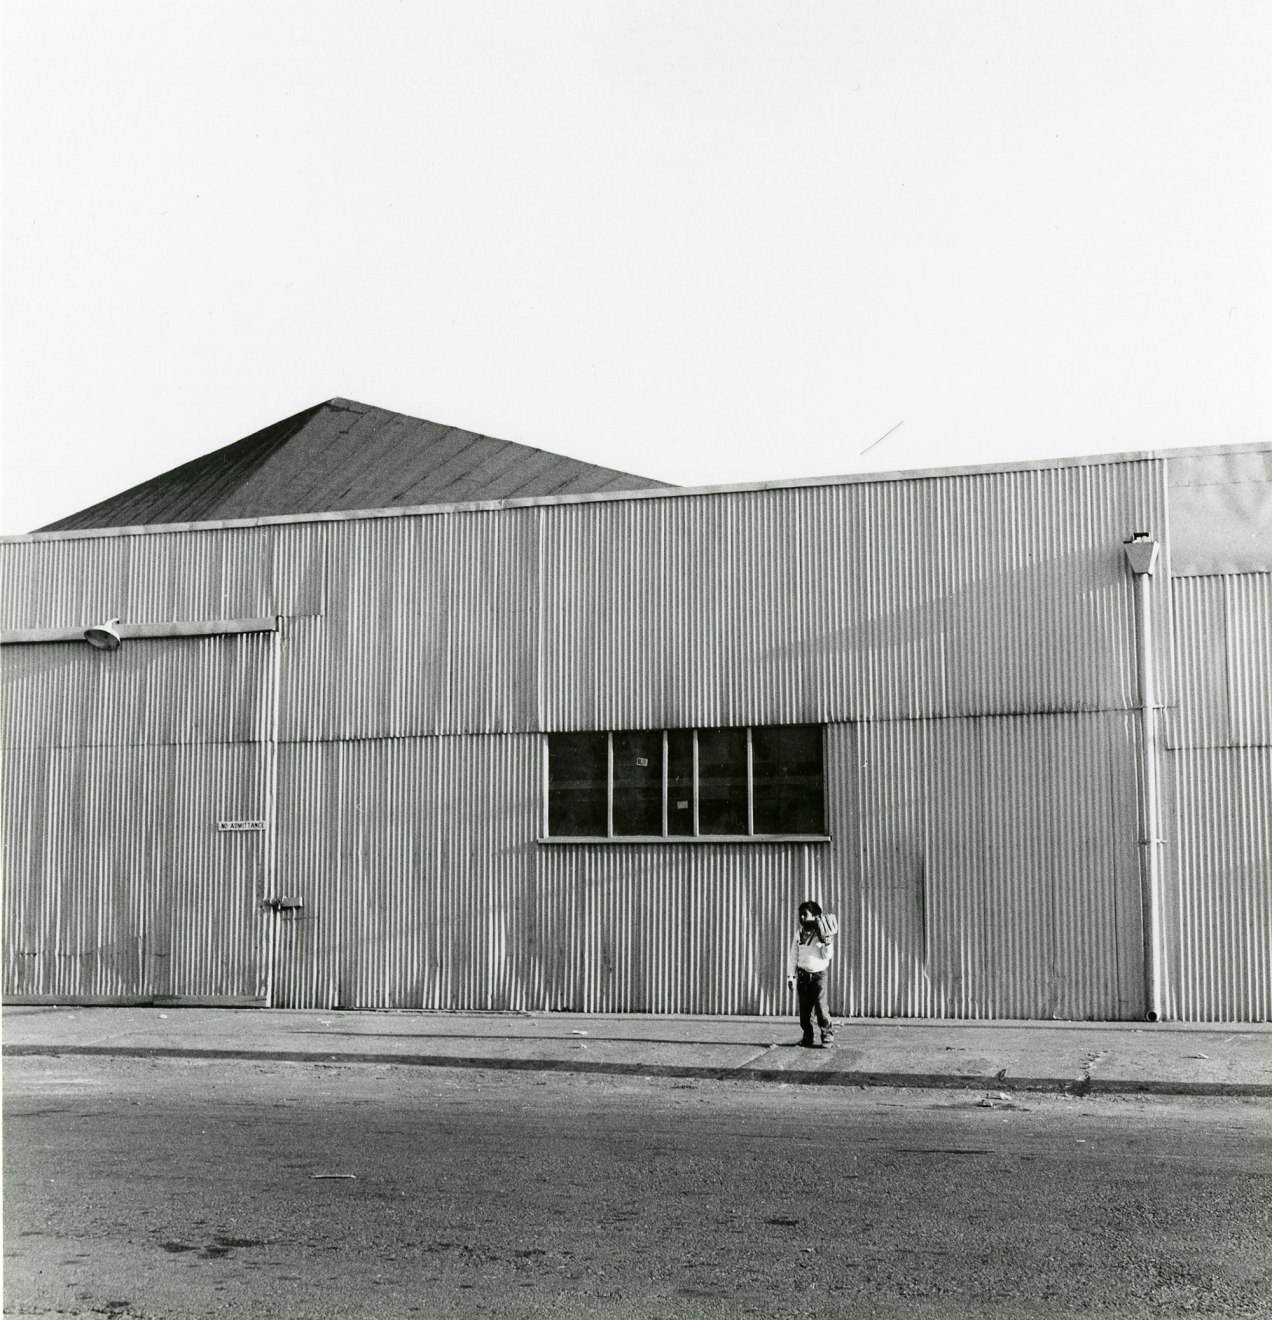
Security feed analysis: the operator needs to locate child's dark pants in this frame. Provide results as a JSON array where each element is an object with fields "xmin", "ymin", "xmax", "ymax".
[{"xmin": 796, "ymin": 968, "xmax": 833, "ymax": 1040}]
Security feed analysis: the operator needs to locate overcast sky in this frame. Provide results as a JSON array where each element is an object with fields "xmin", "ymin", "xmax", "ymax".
[{"xmin": 2, "ymin": 0, "xmax": 1268, "ymax": 533}]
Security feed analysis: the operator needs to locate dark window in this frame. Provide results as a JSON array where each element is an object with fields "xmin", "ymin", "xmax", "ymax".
[
  {"xmin": 547, "ymin": 732, "xmax": 608, "ymax": 837},
  {"xmin": 666, "ymin": 728, "xmax": 695, "ymax": 836},
  {"xmin": 697, "ymin": 726, "xmax": 749, "ymax": 834},
  {"xmin": 752, "ymin": 724, "xmax": 824, "ymax": 835},
  {"xmin": 546, "ymin": 725, "xmax": 825, "ymax": 840},
  {"xmin": 612, "ymin": 730, "xmax": 663, "ymax": 836}
]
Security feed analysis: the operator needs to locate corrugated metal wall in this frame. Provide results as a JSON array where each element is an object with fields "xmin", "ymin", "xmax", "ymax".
[
  {"xmin": 851, "ymin": 712, "xmax": 1143, "ymax": 1019},
  {"xmin": 272, "ymin": 731, "xmax": 813, "ymax": 1013},
  {"xmin": 0, "ymin": 523, "xmax": 323, "ymax": 629},
  {"xmin": 271, "ymin": 734, "xmax": 541, "ymax": 1009},
  {"xmin": 11, "ymin": 450, "xmax": 1255, "ymax": 1017},
  {"xmin": 2, "ymin": 459, "xmax": 1166, "ymax": 740},
  {"xmin": 2, "ymin": 634, "xmax": 270, "ymax": 748},
  {"xmin": 285, "ymin": 509, "xmax": 540, "ymax": 742},
  {"xmin": 2, "ymin": 635, "xmax": 272, "ymax": 1003},
  {"xmin": 538, "ymin": 463, "xmax": 1160, "ymax": 731},
  {"xmin": 1166, "ymin": 573, "xmax": 1272, "ymax": 1020},
  {"xmin": 250, "ymin": 717, "xmax": 1142, "ymax": 1017},
  {"xmin": 1166, "ymin": 747, "xmax": 1272, "ymax": 1021}
]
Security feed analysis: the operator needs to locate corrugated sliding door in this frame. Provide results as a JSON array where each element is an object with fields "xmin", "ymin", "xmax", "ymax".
[{"xmin": 2, "ymin": 634, "xmax": 273, "ymax": 1004}]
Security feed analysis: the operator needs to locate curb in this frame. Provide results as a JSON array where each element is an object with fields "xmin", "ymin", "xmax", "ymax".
[{"xmin": 6, "ymin": 1043, "xmax": 1271, "ymax": 1098}]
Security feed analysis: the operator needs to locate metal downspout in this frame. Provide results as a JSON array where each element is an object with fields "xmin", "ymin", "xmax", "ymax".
[
  {"xmin": 1124, "ymin": 534, "xmax": 1163, "ymax": 1021},
  {"xmin": 263, "ymin": 617, "xmax": 283, "ymax": 1008}
]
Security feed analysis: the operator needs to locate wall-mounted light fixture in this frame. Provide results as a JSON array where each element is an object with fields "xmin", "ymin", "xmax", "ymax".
[
  {"xmin": 84, "ymin": 618, "xmax": 123, "ymax": 651},
  {"xmin": 1124, "ymin": 531, "xmax": 1160, "ymax": 577}
]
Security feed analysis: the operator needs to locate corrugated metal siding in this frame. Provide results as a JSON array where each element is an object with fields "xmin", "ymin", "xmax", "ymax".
[
  {"xmin": 3, "ymin": 742, "xmax": 269, "ymax": 1002},
  {"xmin": 1, "ymin": 533, "xmax": 128, "ymax": 629},
  {"xmin": 272, "ymin": 734, "xmax": 542, "ymax": 1009},
  {"xmin": 0, "ymin": 524, "xmax": 324, "ymax": 631},
  {"xmin": 261, "ymin": 718, "xmax": 1144, "ymax": 1016},
  {"xmin": 2, "ymin": 634, "xmax": 270, "ymax": 749},
  {"xmin": 3, "ymin": 452, "xmax": 1219, "ymax": 1017},
  {"xmin": 1169, "ymin": 574, "xmax": 1272, "ymax": 750},
  {"xmin": 851, "ymin": 712, "xmax": 1142, "ymax": 1019},
  {"xmin": 1227, "ymin": 574, "xmax": 1272, "ymax": 747},
  {"xmin": 1168, "ymin": 578, "xmax": 1232, "ymax": 749},
  {"xmin": 2, "ymin": 455, "xmax": 1166, "ymax": 740},
  {"xmin": 2, "ymin": 632, "xmax": 274, "ymax": 1002},
  {"xmin": 1163, "ymin": 568, "xmax": 1271, "ymax": 1021},
  {"xmin": 538, "ymin": 462, "xmax": 1162, "ymax": 732},
  {"xmin": 1165, "ymin": 747, "xmax": 1272, "ymax": 1020},
  {"xmin": 534, "ymin": 843, "xmax": 823, "ymax": 1015},
  {"xmin": 271, "ymin": 731, "xmax": 836, "ymax": 1013},
  {"xmin": 283, "ymin": 507, "xmax": 539, "ymax": 743},
  {"xmin": 539, "ymin": 489, "xmax": 814, "ymax": 732}
]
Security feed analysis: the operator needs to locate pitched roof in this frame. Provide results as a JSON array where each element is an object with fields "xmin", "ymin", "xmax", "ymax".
[{"xmin": 40, "ymin": 398, "xmax": 670, "ymax": 530}]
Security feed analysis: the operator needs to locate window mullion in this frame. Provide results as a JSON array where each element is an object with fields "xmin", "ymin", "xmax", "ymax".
[
  {"xmin": 606, "ymin": 731, "xmax": 614, "ymax": 839},
  {"xmin": 746, "ymin": 726, "xmax": 754, "ymax": 836},
  {"xmin": 691, "ymin": 729, "xmax": 700, "ymax": 837},
  {"xmin": 661, "ymin": 729, "xmax": 669, "ymax": 837}
]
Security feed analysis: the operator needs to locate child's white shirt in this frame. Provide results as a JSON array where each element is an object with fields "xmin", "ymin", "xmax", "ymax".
[{"xmin": 786, "ymin": 931, "xmax": 834, "ymax": 978}]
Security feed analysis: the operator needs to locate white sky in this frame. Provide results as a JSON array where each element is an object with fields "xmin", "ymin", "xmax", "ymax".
[{"xmin": 2, "ymin": 0, "xmax": 1269, "ymax": 533}]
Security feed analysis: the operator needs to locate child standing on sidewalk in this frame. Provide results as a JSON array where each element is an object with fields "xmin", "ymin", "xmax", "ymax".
[{"xmin": 785, "ymin": 900, "xmax": 835, "ymax": 1048}]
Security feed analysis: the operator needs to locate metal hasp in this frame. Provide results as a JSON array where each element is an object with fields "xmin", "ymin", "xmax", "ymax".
[
  {"xmin": 1124, "ymin": 533, "xmax": 1163, "ymax": 1021},
  {"xmin": 265, "ymin": 896, "xmax": 304, "ymax": 911}
]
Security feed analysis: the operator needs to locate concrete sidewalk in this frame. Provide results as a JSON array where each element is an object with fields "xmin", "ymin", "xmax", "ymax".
[{"xmin": 5, "ymin": 1006, "xmax": 1272, "ymax": 1097}]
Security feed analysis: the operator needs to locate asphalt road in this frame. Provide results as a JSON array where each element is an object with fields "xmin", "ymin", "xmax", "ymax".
[{"xmin": 4, "ymin": 1056, "xmax": 1271, "ymax": 1319}]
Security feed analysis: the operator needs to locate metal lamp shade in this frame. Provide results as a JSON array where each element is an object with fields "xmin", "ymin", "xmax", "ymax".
[{"xmin": 84, "ymin": 618, "xmax": 123, "ymax": 650}]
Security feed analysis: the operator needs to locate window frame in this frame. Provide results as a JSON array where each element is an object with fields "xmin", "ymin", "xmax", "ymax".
[{"xmin": 541, "ymin": 724, "xmax": 830, "ymax": 844}]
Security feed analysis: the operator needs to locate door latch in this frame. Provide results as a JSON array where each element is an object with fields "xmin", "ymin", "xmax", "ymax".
[{"xmin": 264, "ymin": 896, "xmax": 304, "ymax": 911}]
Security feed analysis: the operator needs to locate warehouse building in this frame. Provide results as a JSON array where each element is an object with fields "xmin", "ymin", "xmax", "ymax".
[{"xmin": 3, "ymin": 400, "xmax": 1269, "ymax": 1020}]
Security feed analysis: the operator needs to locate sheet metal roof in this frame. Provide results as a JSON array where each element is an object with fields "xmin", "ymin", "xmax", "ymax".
[{"xmin": 40, "ymin": 398, "xmax": 670, "ymax": 531}]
